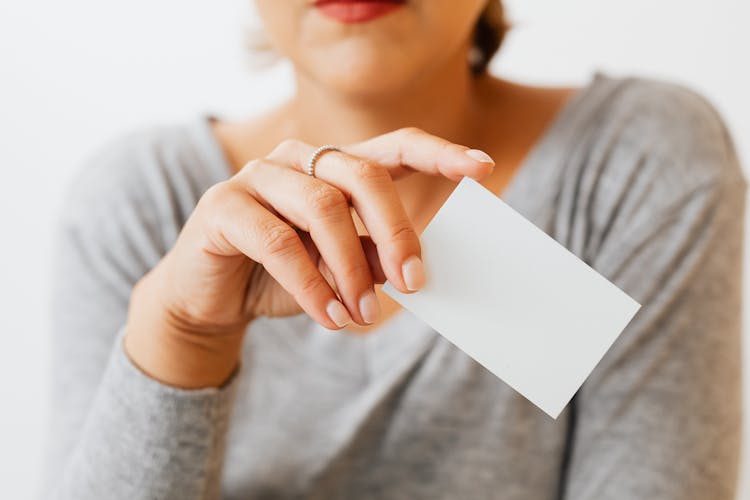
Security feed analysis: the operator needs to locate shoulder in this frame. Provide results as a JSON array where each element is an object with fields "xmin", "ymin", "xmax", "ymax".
[
  {"xmin": 545, "ymin": 74, "xmax": 747, "ymax": 267},
  {"xmin": 56, "ymin": 118, "xmax": 228, "ymax": 261},
  {"xmin": 567, "ymin": 74, "xmax": 747, "ymax": 238},
  {"xmin": 587, "ymin": 74, "xmax": 745, "ymax": 191},
  {"xmin": 62, "ymin": 119, "xmax": 223, "ymax": 220}
]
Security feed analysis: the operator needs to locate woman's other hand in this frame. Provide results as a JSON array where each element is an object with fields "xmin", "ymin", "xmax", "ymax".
[{"xmin": 124, "ymin": 127, "xmax": 495, "ymax": 388}]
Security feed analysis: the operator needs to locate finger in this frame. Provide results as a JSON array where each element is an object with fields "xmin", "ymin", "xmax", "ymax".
[
  {"xmin": 203, "ymin": 183, "xmax": 354, "ymax": 330},
  {"xmin": 234, "ymin": 159, "xmax": 380, "ymax": 325},
  {"xmin": 299, "ymin": 232, "xmax": 341, "ymax": 296},
  {"xmin": 318, "ymin": 258, "xmax": 339, "ymax": 296},
  {"xmin": 345, "ymin": 127, "xmax": 495, "ymax": 181},
  {"xmin": 266, "ymin": 131, "xmax": 494, "ymax": 183},
  {"xmin": 272, "ymin": 145, "xmax": 423, "ymax": 294},
  {"xmin": 305, "ymin": 232, "xmax": 385, "ymax": 287},
  {"xmin": 360, "ymin": 235, "xmax": 387, "ymax": 283}
]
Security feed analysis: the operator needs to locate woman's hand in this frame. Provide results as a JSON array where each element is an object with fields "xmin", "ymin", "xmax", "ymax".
[{"xmin": 124, "ymin": 127, "xmax": 495, "ymax": 388}]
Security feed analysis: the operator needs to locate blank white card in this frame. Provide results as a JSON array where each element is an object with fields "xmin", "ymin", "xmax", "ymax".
[{"xmin": 381, "ymin": 176, "xmax": 641, "ymax": 418}]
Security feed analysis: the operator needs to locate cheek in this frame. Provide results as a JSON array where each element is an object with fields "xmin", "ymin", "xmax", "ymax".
[{"xmin": 253, "ymin": 0, "xmax": 304, "ymax": 58}]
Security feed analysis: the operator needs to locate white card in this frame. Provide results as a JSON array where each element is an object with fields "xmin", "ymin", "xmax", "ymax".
[{"xmin": 381, "ymin": 176, "xmax": 641, "ymax": 418}]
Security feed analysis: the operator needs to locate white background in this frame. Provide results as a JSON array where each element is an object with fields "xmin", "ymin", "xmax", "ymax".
[{"xmin": 0, "ymin": 0, "xmax": 748, "ymax": 498}]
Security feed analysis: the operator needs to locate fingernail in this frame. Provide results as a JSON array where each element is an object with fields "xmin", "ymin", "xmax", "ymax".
[
  {"xmin": 465, "ymin": 148, "xmax": 495, "ymax": 165},
  {"xmin": 359, "ymin": 289, "xmax": 381, "ymax": 324},
  {"xmin": 326, "ymin": 299, "xmax": 352, "ymax": 328},
  {"xmin": 402, "ymin": 255, "xmax": 426, "ymax": 291}
]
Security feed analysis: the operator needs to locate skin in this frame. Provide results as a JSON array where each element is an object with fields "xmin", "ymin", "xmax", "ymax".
[{"xmin": 124, "ymin": 0, "xmax": 577, "ymax": 388}]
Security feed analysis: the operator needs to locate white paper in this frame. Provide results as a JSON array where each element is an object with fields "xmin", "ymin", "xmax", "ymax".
[{"xmin": 381, "ymin": 176, "xmax": 641, "ymax": 418}]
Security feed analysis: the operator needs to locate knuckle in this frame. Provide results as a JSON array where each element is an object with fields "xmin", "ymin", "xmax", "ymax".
[
  {"xmin": 240, "ymin": 158, "xmax": 264, "ymax": 176},
  {"xmin": 391, "ymin": 220, "xmax": 418, "ymax": 243},
  {"xmin": 438, "ymin": 139, "xmax": 454, "ymax": 158},
  {"xmin": 298, "ymin": 272, "xmax": 327, "ymax": 296},
  {"xmin": 259, "ymin": 222, "xmax": 300, "ymax": 257},
  {"xmin": 305, "ymin": 183, "xmax": 347, "ymax": 214},
  {"xmin": 353, "ymin": 159, "xmax": 390, "ymax": 183},
  {"xmin": 398, "ymin": 126, "xmax": 425, "ymax": 138},
  {"xmin": 198, "ymin": 184, "xmax": 243, "ymax": 240},
  {"xmin": 270, "ymin": 138, "xmax": 303, "ymax": 157},
  {"xmin": 199, "ymin": 181, "xmax": 233, "ymax": 209},
  {"xmin": 341, "ymin": 260, "xmax": 372, "ymax": 283}
]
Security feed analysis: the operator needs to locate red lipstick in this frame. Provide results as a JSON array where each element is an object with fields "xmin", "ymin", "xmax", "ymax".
[{"xmin": 313, "ymin": 0, "xmax": 405, "ymax": 23}]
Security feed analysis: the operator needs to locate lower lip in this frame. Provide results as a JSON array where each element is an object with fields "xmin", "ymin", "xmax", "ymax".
[{"xmin": 314, "ymin": 1, "xmax": 404, "ymax": 23}]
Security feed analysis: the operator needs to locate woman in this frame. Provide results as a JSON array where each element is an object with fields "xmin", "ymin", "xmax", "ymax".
[{"xmin": 43, "ymin": 0, "xmax": 745, "ymax": 499}]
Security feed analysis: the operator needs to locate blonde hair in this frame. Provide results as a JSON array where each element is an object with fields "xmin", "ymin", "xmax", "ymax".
[{"xmin": 246, "ymin": 1, "xmax": 510, "ymax": 75}]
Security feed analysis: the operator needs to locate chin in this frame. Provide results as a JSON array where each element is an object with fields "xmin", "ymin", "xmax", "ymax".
[{"xmin": 306, "ymin": 42, "xmax": 423, "ymax": 98}]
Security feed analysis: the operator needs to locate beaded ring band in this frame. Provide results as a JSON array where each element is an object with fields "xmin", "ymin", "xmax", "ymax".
[{"xmin": 306, "ymin": 145, "xmax": 341, "ymax": 178}]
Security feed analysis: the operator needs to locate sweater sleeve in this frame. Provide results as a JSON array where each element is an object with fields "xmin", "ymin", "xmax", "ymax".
[
  {"xmin": 561, "ymin": 82, "xmax": 746, "ymax": 500},
  {"xmin": 41, "ymin": 131, "xmax": 240, "ymax": 500}
]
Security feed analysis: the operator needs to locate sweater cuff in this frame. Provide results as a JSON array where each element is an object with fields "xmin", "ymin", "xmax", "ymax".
[
  {"xmin": 103, "ymin": 324, "xmax": 240, "ymax": 444},
  {"xmin": 111, "ymin": 326, "xmax": 241, "ymax": 406},
  {"xmin": 66, "ymin": 326, "xmax": 240, "ymax": 498}
]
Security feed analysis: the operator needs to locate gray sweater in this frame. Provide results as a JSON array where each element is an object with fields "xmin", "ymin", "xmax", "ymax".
[{"xmin": 43, "ymin": 73, "xmax": 746, "ymax": 500}]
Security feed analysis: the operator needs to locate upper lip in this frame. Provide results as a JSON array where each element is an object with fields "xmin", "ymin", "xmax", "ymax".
[{"xmin": 313, "ymin": 0, "xmax": 405, "ymax": 5}]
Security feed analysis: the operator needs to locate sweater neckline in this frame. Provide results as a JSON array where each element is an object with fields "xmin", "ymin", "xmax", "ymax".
[{"xmin": 191, "ymin": 72, "xmax": 608, "ymax": 207}]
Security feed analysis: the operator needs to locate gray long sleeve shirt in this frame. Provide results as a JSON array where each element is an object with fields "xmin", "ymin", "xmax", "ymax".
[{"xmin": 43, "ymin": 73, "xmax": 746, "ymax": 499}]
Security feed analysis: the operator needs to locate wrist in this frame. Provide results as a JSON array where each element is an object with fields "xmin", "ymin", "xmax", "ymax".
[{"xmin": 124, "ymin": 272, "xmax": 248, "ymax": 389}]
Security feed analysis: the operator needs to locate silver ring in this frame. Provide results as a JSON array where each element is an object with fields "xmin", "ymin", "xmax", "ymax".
[{"xmin": 307, "ymin": 145, "xmax": 341, "ymax": 178}]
